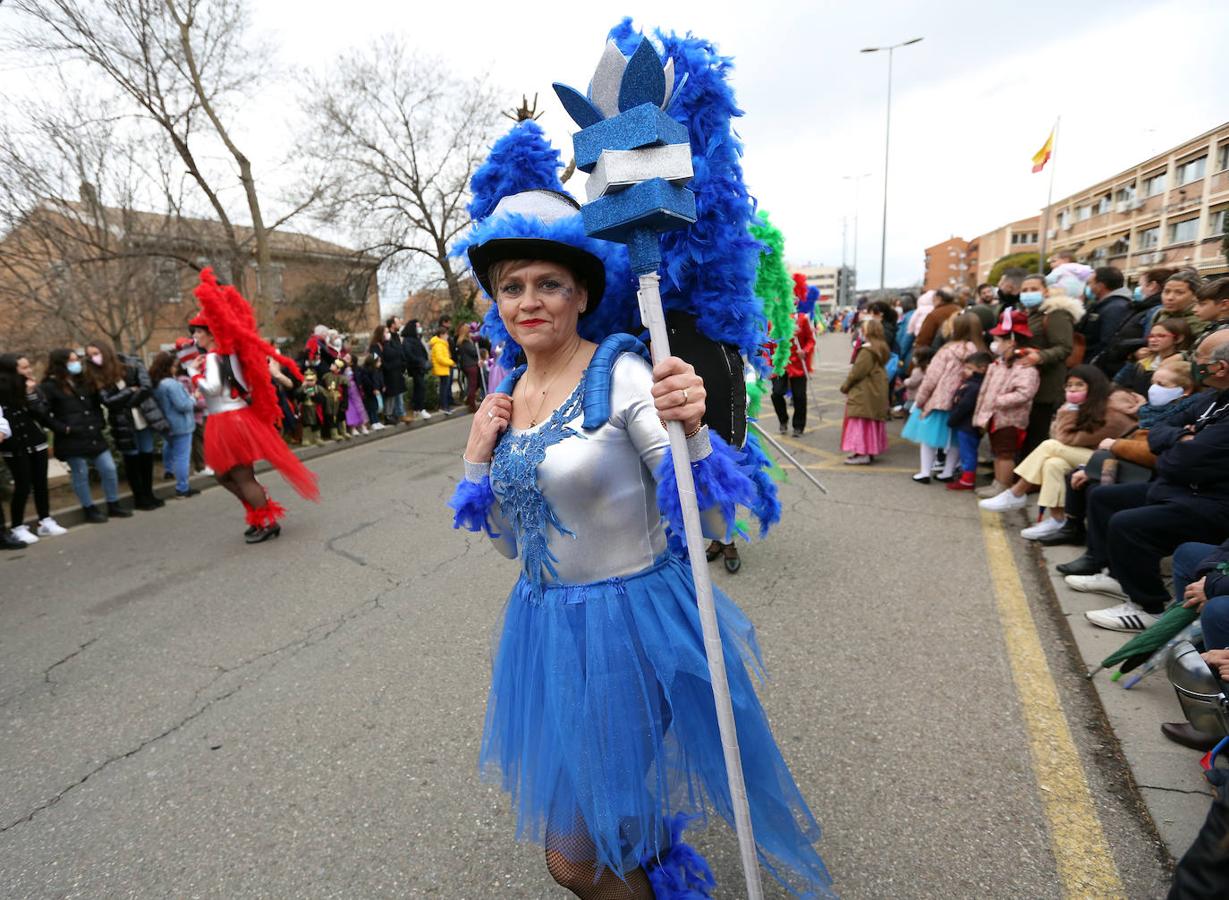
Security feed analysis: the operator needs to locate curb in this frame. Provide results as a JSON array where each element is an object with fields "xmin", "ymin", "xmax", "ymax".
[{"xmin": 39, "ymin": 410, "xmax": 472, "ymax": 530}]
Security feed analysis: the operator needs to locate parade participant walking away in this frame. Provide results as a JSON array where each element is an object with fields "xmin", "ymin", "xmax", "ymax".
[
  {"xmin": 840, "ymin": 317, "xmax": 889, "ymax": 464},
  {"xmin": 973, "ymin": 311, "xmax": 1040, "ymax": 498},
  {"xmin": 945, "ymin": 351, "xmax": 992, "ymax": 490},
  {"xmin": 770, "ymin": 301, "xmax": 815, "ymax": 437},
  {"xmin": 0, "ymin": 354, "xmax": 66, "ymax": 544},
  {"xmin": 450, "ymin": 183, "xmax": 829, "ymax": 898},
  {"xmin": 149, "ymin": 352, "xmax": 199, "ymax": 499},
  {"xmin": 1016, "ymin": 274, "xmax": 1082, "ymax": 458},
  {"xmin": 401, "ymin": 319, "xmax": 432, "ymax": 420},
  {"xmin": 980, "ymin": 366, "xmax": 1136, "ymax": 539},
  {"xmin": 38, "ymin": 349, "xmax": 129, "ymax": 523},
  {"xmin": 429, "ymin": 325, "xmax": 456, "ymax": 414},
  {"xmin": 186, "ymin": 270, "xmax": 319, "ymax": 543},
  {"xmin": 1113, "ymin": 317, "xmax": 1191, "ymax": 395},
  {"xmin": 456, "ymin": 325, "xmax": 482, "ymax": 413},
  {"xmin": 85, "ymin": 338, "xmax": 169, "ymax": 511},
  {"xmin": 903, "ymin": 312, "xmax": 986, "ymax": 483}
]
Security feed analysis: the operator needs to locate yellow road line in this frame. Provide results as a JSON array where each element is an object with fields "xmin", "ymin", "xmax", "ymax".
[{"xmin": 979, "ymin": 510, "xmax": 1125, "ymax": 898}]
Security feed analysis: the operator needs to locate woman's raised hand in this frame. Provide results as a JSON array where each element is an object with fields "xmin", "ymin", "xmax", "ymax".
[
  {"xmin": 650, "ymin": 356, "xmax": 706, "ymax": 435},
  {"xmin": 465, "ymin": 392, "xmax": 513, "ymax": 463}
]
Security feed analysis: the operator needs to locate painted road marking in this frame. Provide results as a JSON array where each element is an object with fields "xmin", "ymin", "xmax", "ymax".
[{"xmin": 980, "ymin": 510, "xmax": 1125, "ymax": 898}]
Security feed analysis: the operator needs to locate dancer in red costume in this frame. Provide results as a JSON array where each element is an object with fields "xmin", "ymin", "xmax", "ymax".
[{"xmin": 185, "ymin": 269, "xmax": 320, "ymax": 543}]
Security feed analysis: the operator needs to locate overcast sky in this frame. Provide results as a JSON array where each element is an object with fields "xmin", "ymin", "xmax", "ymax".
[{"xmin": 8, "ymin": 0, "xmax": 1226, "ymax": 305}]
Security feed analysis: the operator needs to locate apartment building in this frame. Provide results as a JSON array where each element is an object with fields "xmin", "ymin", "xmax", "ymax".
[
  {"xmin": 973, "ymin": 216, "xmax": 1041, "ymax": 283},
  {"xmin": 923, "ymin": 237, "xmax": 973, "ymax": 291},
  {"xmin": 1042, "ymin": 121, "xmax": 1229, "ymax": 280},
  {"xmin": 794, "ymin": 263, "xmax": 855, "ymax": 309}
]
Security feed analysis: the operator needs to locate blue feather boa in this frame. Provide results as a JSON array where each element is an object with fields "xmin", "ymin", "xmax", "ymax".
[
  {"xmin": 642, "ymin": 814, "xmax": 717, "ymax": 899},
  {"xmin": 447, "ymin": 476, "xmax": 499, "ymax": 537},
  {"xmin": 655, "ymin": 430, "xmax": 760, "ymax": 553}
]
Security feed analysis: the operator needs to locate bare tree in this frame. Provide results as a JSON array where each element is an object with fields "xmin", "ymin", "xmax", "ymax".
[
  {"xmin": 0, "ymin": 91, "xmax": 199, "ymax": 357},
  {"xmin": 303, "ymin": 37, "xmax": 501, "ymax": 318},
  {"xmin": 6, "ymin": 0, "xmax": 320, "ymax": 327}
]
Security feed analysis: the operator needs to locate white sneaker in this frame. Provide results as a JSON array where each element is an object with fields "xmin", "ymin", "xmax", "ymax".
[
  {"xmin": 418, "ymin": 409, "xmax": 432, "ymax": 419},
  {"xmin": 200, "ymin": 467, "xmax": 215, "ymax": 476},
  {"xmin": 360, "ymin": 426, "xmax": 370, "ymax": 435},
  {"xmin": 9, "ymin": 524, "xmax": 38, "ymax": 544},
  {"xmin": 1021, "ymin": 515, "xmax": 1066, "ymax": 540},
  {"xmin": 978, "ymin": 489, "xmax": 1027, "ymax": 512},
  {"xmin": 1064, "ymin": 572, "xmax": 1127, "ymax": 598},
  {"xmin": 371, "ymin": 422, "xmax": 386, "ymax": 431},
  {"xmin": 37, "ymin": 517, "xmax": 68, "ymax": 536},
  {"xmin": 1084, "ymin": 601, "xmax": 1160, "ymax": 632}
]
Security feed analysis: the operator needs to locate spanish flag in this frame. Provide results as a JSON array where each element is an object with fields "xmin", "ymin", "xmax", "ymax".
[{"xmin": 1031, "ymin": 128, "xmax": 1055, "ymax": 173}]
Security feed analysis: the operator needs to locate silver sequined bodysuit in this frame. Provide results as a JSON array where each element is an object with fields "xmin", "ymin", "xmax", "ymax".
[{"xmin": 485, "ymin": 352, "xmax": 721, "ymax": 588}]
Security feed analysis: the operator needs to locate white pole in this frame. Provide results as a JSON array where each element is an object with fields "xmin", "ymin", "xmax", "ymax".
[{"xmin": 636, "ymin": 272, "xmax": 764, "ymax": 900}]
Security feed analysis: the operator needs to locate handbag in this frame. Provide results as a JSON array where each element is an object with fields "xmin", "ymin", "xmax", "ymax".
[{"xmin": 1082, "ymin": 449, "xmax": 1151, "ymax": 485}]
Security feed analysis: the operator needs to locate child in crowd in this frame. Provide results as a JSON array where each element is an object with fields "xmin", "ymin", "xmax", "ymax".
[
  {"xmin": 902, "ymin": 345, "xmax": 935, "ymax": 413},
  {"xmin": 979, "ymin": 365, "xmax": 1137, "ymax": 540},
  {"xmin": 342, "ymin": 353, "xmax": 370, "ymax": 436},
  {"xmin": 1191, "ymin": 278, "xmax": 1229, "ymax": 350},
  {"xmin": 901, "ymin": 312, "xmax": 986, "ymax": 483},
  {"xmin": 357, "ymin": 354, "xmax": 385, "ymax": 431},
  {"xmin": 973, "ymin": 310, "xmax": 1041, "ymax": 498},
  {"xmin": 1097, "ymin": 358, "xmax": 1203, "ymax": 468},
  {"xmin": 1113, "ymin": 318, "xmax": 1191, "ymax": 395},
  {"xmin": 944, "ymin": 351, "xmax": 992, "ymax": 491},
  {"xmin": 298, "ymin": 371, "xmax": 324, "ymax": 446},
  {"xmin": 839, "ymin": 317, "xmax": 890, "ymax": 465},
  {"xmin": 321, "ymin": 359, "xmax": 345, "ymax": 440}
]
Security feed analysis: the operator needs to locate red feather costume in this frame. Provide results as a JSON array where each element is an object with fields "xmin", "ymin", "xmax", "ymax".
[{"xmin": 189, "ymin": 269, "xmax": 319, "ymax": 527}]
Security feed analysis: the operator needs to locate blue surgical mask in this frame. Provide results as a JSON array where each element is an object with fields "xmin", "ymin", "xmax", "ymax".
[
  {"xmin": 66, "ymin": 360, "xmax": 83, "ymax": 375},
  {"xmin": 1132, "ymin": 286, "xmax": 1144, "ymax": 302},
  {"xmin": 1020, "ymin": 291, "xmax": 1044, "ymax": 308},
  {"xmin": 1084, "ymin": 285, "xmax": 1095, "ymax": 301},
  {"xmin": 1147, "ymin": 384, "xmax": 1185, "ymax": 407}
]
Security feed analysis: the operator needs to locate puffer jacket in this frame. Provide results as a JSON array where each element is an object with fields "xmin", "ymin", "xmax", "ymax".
[
  {"xmin": 973, "ymin": 360, "xmax": 1040, "ymax": 431},
  {"xmin": 100, "ymin": 357, "xmax": 170, "ymax": 451},
  {"xmin": 37, "ymin": 376, "xmax": 109, "ymax": 459},
  {"xmin": 915, "ymin": 340, "xmax": 979, "ymax": 414},
  {"xmin": 0, "ymin": 384, "xmax": 53, "ymax": 456},
  {"xmin": 1025, "ymin": 292, "xmax": 1084, "ymax": 406},
  {"xmin": 429, "ymin": 335, "xmax": 455, "ymax": 377}
]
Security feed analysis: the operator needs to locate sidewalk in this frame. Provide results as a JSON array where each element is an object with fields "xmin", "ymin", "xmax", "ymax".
[
  {"xmin": 35, "ymin": 410, "xmax": 472, "ymax": 530},
  {"xmin": 1007, "ymin": 503, "xmax": 1213, "ymax": 860}
]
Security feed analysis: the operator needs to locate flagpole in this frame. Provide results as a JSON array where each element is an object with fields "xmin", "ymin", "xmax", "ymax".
[{"xmin": 1037, "ymin": 116, "xmax": 1060, "ymax": 272}]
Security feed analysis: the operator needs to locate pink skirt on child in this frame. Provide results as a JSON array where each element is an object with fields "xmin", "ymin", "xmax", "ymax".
[{"xmin": 841, "ymin": 415, "xmax": 888, "ymax": 456}]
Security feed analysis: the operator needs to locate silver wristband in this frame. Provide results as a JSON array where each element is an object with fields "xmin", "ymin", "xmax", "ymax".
[
  {"xmin": 685, "ymin": 425, "xmax": 713, "ymax": 462},
  {"xmin": 462, "ymin": 457, "xmax": 491, "ymax": 484}
]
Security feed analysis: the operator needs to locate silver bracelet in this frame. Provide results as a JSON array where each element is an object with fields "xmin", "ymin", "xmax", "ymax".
[
  {"xmin": 462, "ymin": 456, "xmax": 491, "ymax": 484},
  {"xmin": 685, "ymin": 425, "xmax": 713, "ymax": 462}
]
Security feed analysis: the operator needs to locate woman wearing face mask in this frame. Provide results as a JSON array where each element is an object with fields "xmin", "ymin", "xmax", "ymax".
[
  {"xmin": 84, "ymin": 338, "xmax": 170, "ymax": 511},
  {"xmin": 1016, "ymin": 275, "xmax": 1083, "ymax": 458},
  {"xmin": 980, "ymin": 366, "xmax": 1136, "ymax": 542},
  {"xmin": 1113, "ymin": 318, "xmax": 1192, "ymax": 395},
  {"xmin": 38, "ymin": 349, "xmax": 130, "ymax": 523},
  {"xmin": 0, "ymin": 354, "xmax": 69, "ymax": 545},
  {"xmin": 400, "ymin": 319, "xmax": 432, "ymax": 420}
]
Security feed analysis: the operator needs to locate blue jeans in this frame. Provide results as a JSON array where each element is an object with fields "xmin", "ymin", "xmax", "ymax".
[
  {"xmin": 161, "ymin": 437, "xmax": 172, "ymax": 474},
  {"xmin": 955, "ymin": 428, "xmax": 980, "ymax": 475},
  {"xmin": 387, "ymin": 390, "xmax": 405, "ymax": 420},
  {"xmin": 167, "ymin": 432, "xmax": 192, "ymax": 494},
  {"xmin": 438, "ymin": 374, "xmax": 452, "ymax": 411},
  {"xmin": 124, "ymin": 427, "xmax": 155, "ymax": 456},
  {"xmin": 1174, "ymin": 542, "xmax": 1228, "ymax": 649},
  {"xmin": 67, "ymin": 450, "xmax": 119, "ymax": 506},
  {"xmin": 1203, "ymin": 595, "xmax": 1229, "ymax": 650},
  {"xmin": 1173, "ymin": 542, "xmax": 1219, "ymax": 607}
]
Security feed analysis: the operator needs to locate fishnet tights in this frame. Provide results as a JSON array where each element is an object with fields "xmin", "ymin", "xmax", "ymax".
[
  {"xmin": 216, "ymin": 464, "xmax": 268, "ymax": 509},
  {"xmin": 545, "ymin": 818, "xmax": 655, "ymax": 899}
]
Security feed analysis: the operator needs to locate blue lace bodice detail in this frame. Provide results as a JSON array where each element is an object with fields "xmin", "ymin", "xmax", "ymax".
[{"xmin": 491, "ymin": 377, "xmax": 586, "ymax": 591}]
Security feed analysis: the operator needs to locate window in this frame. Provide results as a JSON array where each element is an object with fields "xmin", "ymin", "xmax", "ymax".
[
  {"xmin": 1167, "ymin": 217, "xmax": 1199, "ymax": 244},
  {"xmin": 1219, "ymin": 144, "xmax": 1229, "ymax": 172},
  {"xmin": 1095, "ymin": 195, "xmax": 1111, "ymax": 215},
  {"xmin": 1077, "ymin": 205, "xmax": 1092, "ymax": 221},
  {"xmin": 153, "ymin": 258, "xmax": 180, "ymax": 302},
  {"xmin": 1114, "ymin": 184, "xmax": 1136, "ymax": 205},
  {"xmin": 346, "ymin": 274, "xmax": 371, "ymax": 306},
  {"xmin": 1058, "ymin": 209, "xmax": 1070, "ymax": 229},
  {"xmin": 1176, "ymin": 155, "xmax": 1207, "ymax": 186},
  {"xmin": 1143, "ymin": 171, "xmax": 1166, "ymax": 197},
  {"xmin": 1214, "ymin": 209, "xmax": 1229, "ymax": 236},
  {"xmin": 1138, "ymin": 226, "xmax": 1160, "ymax": 250}
]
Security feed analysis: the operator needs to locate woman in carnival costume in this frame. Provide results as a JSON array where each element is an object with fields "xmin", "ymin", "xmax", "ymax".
[
  {"xmin": 186, "ymin": 269, "xmax": 319, "ymax": 542},
  {"xmin": 447, "ymin": 27, "xmax": 831, "ymax": 895}
]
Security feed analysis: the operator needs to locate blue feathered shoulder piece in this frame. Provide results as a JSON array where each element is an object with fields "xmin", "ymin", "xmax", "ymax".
[
  {"xmin": 581, "ymin": 333, "xmax": 651, "ymax": 429},
  {"xmin": 608, "ymin": 19, "xmax": 766, "ymax": 368}
]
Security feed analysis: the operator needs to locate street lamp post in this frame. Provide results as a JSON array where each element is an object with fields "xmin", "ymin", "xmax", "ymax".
[
  {"xmin": 861, "ymin": 37, "xmax": 922, "ymax": 292},
  {"xmin": 842, "ymin": 171, "xmax": 871, "ymax": 296}
]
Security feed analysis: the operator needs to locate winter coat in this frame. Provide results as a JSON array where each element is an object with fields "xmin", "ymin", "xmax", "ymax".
[
  {"xmin": 0, "ymin": 385, "xmax": 53, "ymax": 456},
  {"xmin": 840, "ymin": 345, "xmax": 888, "ymax": 420},
  {"xmin": 1152, "ymin": 305, "xmax": 1209, "ymax": 342},
  {"xmin": 1049, "ymin": 400, "xmax": 1136, "ymax": 449},
  {"xmin": 915, "ymin": 340, "xmax": 979, "ymax": 414},
  {"xmin": 948, "ymin": 372, "xmax": 985, "ymax": 433},
  {"xmin": 356, "ymin": 366, "xmax": 384, "ymax": 400},
  {"xmin": 153, "ymin": 377, "xmax": 197, "ymax": 436},
  {"xmin": 916, "ymin": 302, "xmax": 959, "ymax": 351},
  {"xmin": 99, "ymin": 358, "xmax": 169, "ymax": 452},
  {"xmin": 1146, "ymin": 389, "xmax": 1229, "ymax": 526},
  {"xmin": 380, "ymin": 335, "xmax": 408, "ymax": 394},
  {"xmin": 1025, "ymin": 292, "xmax": 1083, "ymax": 406},
  {"xmin": 785, "ymin": 314, "xmax": 816, "ymax": 378},
  {"xmin": 457, "ymin": 339, "xmax": 480, "ymax": 370},
  {"xmin": 1079, "ymin": 288, "xmax": 1133, "ymax": 364},
  {"xmin": 973, "ymin": 360, "xmax": 1040, "ymax": 431},
  {"xmin": 429, "ymin": 335, "xmax": 455, "ymax": 376},
  {"xmin": 401, "ymin": 325, "xmax": 430, "ymax": 375},
  {"xmin": 37, "ymin": 376, "xmax": 109, "ymax": 459},
  {"xmin": 1092, "ymin": 292, "xmax": 1162, "ymax": 377}
]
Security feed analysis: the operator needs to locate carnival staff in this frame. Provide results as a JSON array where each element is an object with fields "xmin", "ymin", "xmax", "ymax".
[{"xmin": 450, "ymin": 190, "xmax": 830, "ymax": 899}]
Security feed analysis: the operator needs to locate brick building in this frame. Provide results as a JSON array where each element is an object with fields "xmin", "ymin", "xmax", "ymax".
[
  {"xmin": 973, "ymin": 216, "xmax": 1040, "ymax": 283},
  {"xmin": 923, "ymin": 237, "xmax": 974, "ymax": 291}
]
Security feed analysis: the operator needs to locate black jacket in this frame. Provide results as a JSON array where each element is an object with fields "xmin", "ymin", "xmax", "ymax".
[
  {"xmin": 99, "ymin": 358, "xmax": 169, "ymax": 452},
  {"xmin": 1195, "ymin": 538, "xmax": 1229, "ymax": 600},
  {"xmin": 1092, "ymin": 292, "xmax": 1162, "ymax": 377},
  {"xmin": 948, "ymin": 372, "xmax": 985, "ymax": 433},
  {"xmin": 457, "ymin": 339, "xmax": 480, "ymax": 369},
  {"xmin": 1080, "ymin": 288, "xmax": 1133, "ymax": 366},
  {"xmin": 1147, "ymin": 389, "xmax": 1229, "ymax": 524},
  {"xmin": 380, "ymin": 335, "xmax": 408, "ymax": 394},
  {"xmin": 400, "ymin": 324, "xmax": 430, "ymax": 375},
  {"xmin": 0, "ymin": 387, "xmax": 53, "ymax": 456},
  {"xmin": 37, "ymin": 377, "xmax": 109, "ymax": 459}
]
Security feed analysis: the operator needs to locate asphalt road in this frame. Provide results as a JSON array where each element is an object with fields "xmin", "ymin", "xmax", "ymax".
[{"xmin": 0, "ymin": 333, "xmax": 1172, "ymax": 898}]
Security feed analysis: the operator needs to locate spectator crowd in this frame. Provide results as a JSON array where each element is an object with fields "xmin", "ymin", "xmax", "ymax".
[{"xmin": 0, "ymin": 315, "xmax": 489, "ymax": 548}]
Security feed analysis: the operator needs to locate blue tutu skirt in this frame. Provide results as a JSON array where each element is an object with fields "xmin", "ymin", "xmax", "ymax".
[
  {"xmin": 480, "ymin": 554, "xmax": 833, "ymax": 897},
  {"xmin": 901, "ymin": 406, "xmax": 952, "ymax": 449}
]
